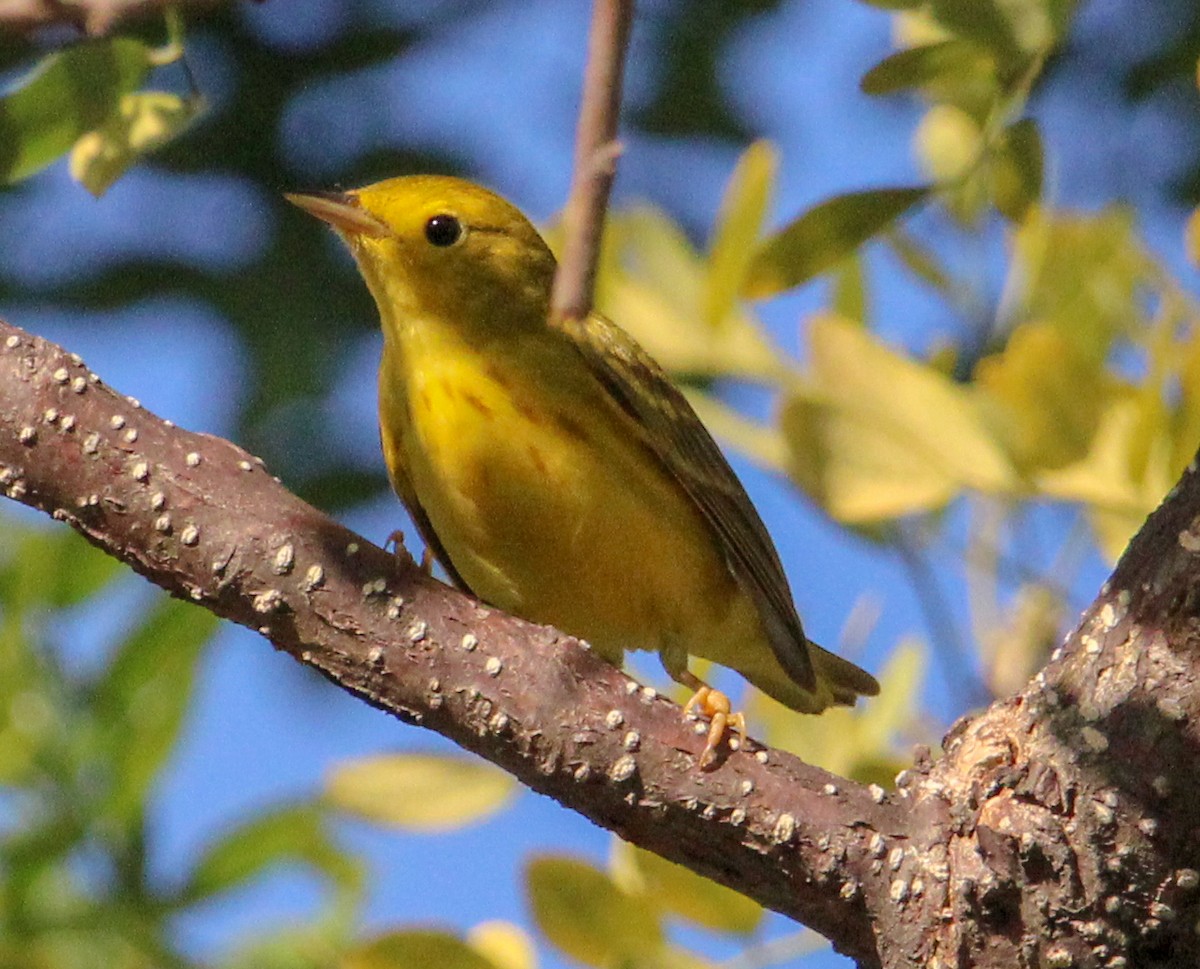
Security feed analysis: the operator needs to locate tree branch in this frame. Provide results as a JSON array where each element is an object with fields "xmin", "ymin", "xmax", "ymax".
[
  {"xmin": 5, "ymin": 313, "xmax": 1200, "ymax": 967},
  {"xmin": 549, "ymin": 0, "xmax": 633, "ymax": 323},
  {"xmin": 0, "ymin": 317, "xmax": 891, "ymax": 966}
]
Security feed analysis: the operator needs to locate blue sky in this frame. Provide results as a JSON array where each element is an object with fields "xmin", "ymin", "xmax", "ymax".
[{"xmin": 3, "ymin": 0, "xmax": 1196, "ymax": 966}]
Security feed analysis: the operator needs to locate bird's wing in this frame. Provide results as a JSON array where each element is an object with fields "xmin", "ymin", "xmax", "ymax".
[{"xmin": 556, "ymin": 312, "xmax": 816, "ymax": 692}]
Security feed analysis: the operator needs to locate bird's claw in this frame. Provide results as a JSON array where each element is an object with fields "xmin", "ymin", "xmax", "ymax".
[{"xmin": 684, "ymin": 685, "xmax": 747, "ymax": 769}]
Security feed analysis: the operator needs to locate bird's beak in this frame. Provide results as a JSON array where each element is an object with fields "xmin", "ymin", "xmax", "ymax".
[{"xmin": 285, "ymin": 190, "xmax": 390, "ymax": 238}]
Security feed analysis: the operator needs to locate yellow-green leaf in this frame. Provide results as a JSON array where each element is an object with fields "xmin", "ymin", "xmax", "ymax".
[
  {"xmin": 783, "ymin": 315, "xmax": 1018, "ymax": 521},
  {"xmin": 94, "ymin": 596, "xmax": 218, "ymax": 823},
  {"xmin": 526, "ymin": 855, "xmax": 663, "ymax": 969},
  {"xmin": 0, "ymin": 38, "xmax": 152, "ymax": 184},
  {"xmin": 594, "ymin": 207, "xmax": 786, "ymax": 382},
  {"xmin": 885, "ymin": 228, "xmax": 953, "ymax": 294},
  {"xmin": 861, "ymin": 39, "xmax": 993, "ymax": 96},
  {"xmin": 1010, "ymin": 207, "xmax": 1150, "ymax": 363},
  {"xmin": 610, "ymin": 842, "xmax": 763, "ymax": 935},
  {"xmin": 345, "ymin": 931, "xmax": 499, "ymax": 969},
  {"xmin": 781, "ymin": 390, "xmax": 960, "ymax": 521},
  {"xmin": 181, "ymin": 804, "xmax": 360, "ymax": 903},
  {"xmin": 915, "ymin": 105, "xmax": 981, "ymax": 184},
  {"xmin": 467, "ymin": 922, "xmax": 537, "ymax": 969},
  {"xmin": 975, "ymin": 320, "xmax": 1109, "ymax": 473},
  {"xmin": 325, "ymin": 752, "xmax": 517, "ymax": 831},
  {"xmin": 990, "ymin": 118, "xmax": 1043, "ymax": 221},
  {"xmin": 745, "ymin": 187, "xmax": 930, "ymax": 299},
  {"xmin": 71, "ymin": 90, "xmax": 201, "ymax": 197},
  {"xmin": 1037, "ymin": 397, "xmax": 1174, "ymax": 561},
  {"xmin": 830, "ymin": 252, "xmax": 869, "ymax": 324},
  {"xmin": 704, "ymin": 140, "xmax": 777, "ymax": 328}
]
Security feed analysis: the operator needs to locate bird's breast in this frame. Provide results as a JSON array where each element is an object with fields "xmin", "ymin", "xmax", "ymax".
[{"xmin": 378, "ymin": 327, "xmax": 748, "ymax": 663}]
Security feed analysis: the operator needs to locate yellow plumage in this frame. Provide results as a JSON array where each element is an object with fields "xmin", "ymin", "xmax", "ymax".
[{"xmin": 287, "ymin": 175, "xmax": 878, "ymax": 763}]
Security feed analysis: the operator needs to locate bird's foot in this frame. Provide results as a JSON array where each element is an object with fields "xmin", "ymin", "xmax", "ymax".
[{"xmin": 683, "ymin": 686, "xmax": 746, "ymax": 769}]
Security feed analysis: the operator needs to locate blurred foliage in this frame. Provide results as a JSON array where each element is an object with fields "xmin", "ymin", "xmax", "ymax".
[{"xmin": 4, "ymin": 0, "xmax": 1200, "ymax": 967}]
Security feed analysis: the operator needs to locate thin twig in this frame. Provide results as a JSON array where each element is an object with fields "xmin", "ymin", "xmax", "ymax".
[{"xmin": 549, "ymin": 0, "xmax": 634, "ymax": 323}]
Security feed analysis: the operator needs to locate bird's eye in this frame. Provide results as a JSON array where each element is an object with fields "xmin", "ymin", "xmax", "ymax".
[{"xmin": 424, "ymin": 214, "xmax": 464, "ymax": 247}]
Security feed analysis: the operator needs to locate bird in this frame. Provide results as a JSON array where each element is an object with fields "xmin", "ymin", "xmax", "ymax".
[{"xmin": 286, "ymin": 175, "xmax": 879, "ymax": 766}]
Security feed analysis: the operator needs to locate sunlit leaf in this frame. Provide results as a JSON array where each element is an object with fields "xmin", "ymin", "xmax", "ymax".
[
  {"xmin": 582, "ymin": 207, "xmax": 787, "ymax": 382},
  {"xmin": 861, "ymin": 40, "xmax": 993, "ymax": 96},
  {"xmin": 610, "ymin": 842, "xmax": 763, "ymax": 935},
  {"xmin": 1010, "ymin": 207, "xmax": 1150, "ymax": 363},
  {"xmin": 745, "ymin": 187, "xmax": 930, "ymax": 298},
  {"xmin": 0, "ymin": 38, "xmax": 153, "ymax": 184},
  {"xmin": 990, "ymin": 118, "xmax": 1043, "ymax": 220},
  {"xmin": 682, "ymin": 390, "xmax": 789, "ymax": 471},
  {"xmin": 1037, "ymin": 397, "xmax": 1175, "ymax": 561},
  {"xmin": 467, "ymin": 922, "xmax": 538, "ymax": 969},
  {"xmin": 705, "ymin": 140, "xmax": 777, "ymax": 328},
  {"xmin": 345, "ymin": 930, "xmax": 499, "ymax": 969},
  {"xmin": 180, "ymin": 803, "xmax": 361, "ymax": 903},
  {"xmin": 915, "ymin": 104, "xmax": 981, "ymax": 184},
  {"xmin": 92, "ymin": 596, "xmax": 218, "ymax": 822},
  {"xmin": 527, "ymin": 855, "xmax": 663, "ymax": 968},
  {"xmin": 71, "ymin": 90, "xmax": 202, "ymax": 197},
  {"xmin": 976, "ymin": 321, "xmax": 1110, "ymax": 473},
  {"xmin": 325, "ymin": 752, "xmax": 517, "ymax": 831},
  {"xmin": 782, "ymin": 315, "xmax": 1018, "ymax": 522},
  {"xmin": 782, "ymin": 390, "xmax": 958, "ymax": 521}
]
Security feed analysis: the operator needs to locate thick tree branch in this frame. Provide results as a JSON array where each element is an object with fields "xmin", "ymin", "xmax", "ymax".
[
  {"xmin": 549, "ymin": 0, "xmax": 633, "ymax": 323},
  {"xmin": 0, "ymin": 317, "xmax": 894, "ymax": 966},
  {"xmin": 5, "ymin": 313, "xmax": 1200, "ymax": 968}
]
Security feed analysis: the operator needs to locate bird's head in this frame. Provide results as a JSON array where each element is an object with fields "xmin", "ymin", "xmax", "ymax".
[{"xmin": 287, "ymin": 175, "xmax": 557, "ymax": 336}]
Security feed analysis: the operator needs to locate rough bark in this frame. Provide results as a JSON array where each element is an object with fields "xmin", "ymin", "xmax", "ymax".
[{"xmin": 2, "ymin": 315, "xmax": 1199, "ymax": 968}]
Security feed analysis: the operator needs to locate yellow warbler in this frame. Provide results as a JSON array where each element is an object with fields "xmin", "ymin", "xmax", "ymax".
[{"xmin": 287, "ymin": 176, "xmax": 878, "ymax": 765}]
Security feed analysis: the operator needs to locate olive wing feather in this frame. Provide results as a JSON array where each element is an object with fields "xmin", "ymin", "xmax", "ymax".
[{"xmin": 557, "ymin": 312, "xmax": 817, "ymax": 693}]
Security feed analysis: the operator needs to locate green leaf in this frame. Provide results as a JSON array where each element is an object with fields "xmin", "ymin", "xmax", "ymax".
[
  {"xmin": 1011, "ymin": 207, "xmax": 1151, "ymax": 363},
  {"xmin": 782, "ymin": 315, "xmax": 1018, "ymax": 521},
  {"xmin": 745, "ymin": 187, "xmax": 930, "ymax": 298},
  {"xmin": 92, "ymin": 596, "xmax": 217, "ymax": 821},
  {"xmin": 325, "ymin": 752, "xmax": 517, "ymax": 831},
  {"xmin": 0, "ymin": 38, "xmax": 153, "ymax": 184},
  {"xmin": 345, "ymin": 930, "xmax": 500, "ymax": 969},
  {"xmin": 885, "ymin": 228, "xmax": 953, "ymax": 294},
  {"xmin": 990, "ymin": 118, "xmax": 1043, "ymax": 220},
  {"xmin": 610, "ymin": 842, "xmax": 763, "ymax": 935},
  {"xmin": 181, "ymin": 803, "xmax": 361, "ymax": 904},
  {"xmin": 466, "ymin": 922, "xmax": 537, "ymax": 969},
  {"xmin": 0, "ymin": 525, "xmax": 123, "ymax": 610},
  {"xmin": 70, "ymin": 90, "xmax": 202, "ymax": 197},
  {"xmin": 527, "ymin": 855, "xmax": 663, "ymax": 969},
  {"xmin": 782, "ymin": 390, "xmax": 959, "ymax": 521},
  {"xmin": 861, "ymin": 40, "xmax": 993, "ymax": 96},
  {"xmin": 976, "ymin": 321, "xmax": 1108, "ymax": 473},
  {"xmin": 830, "ymin": 252, "xmax": 869, "ymax": 324},
  {"xmin": 589, "ymin": 206, "xmax": 786, "ymax": 382},
  {"xmin": 704, "ymin": 139, "xmax": 777, "ymax": 328},
  {"xmin": 929, "ymin": 0, "xmax": 1023, "ymax": 63}
]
